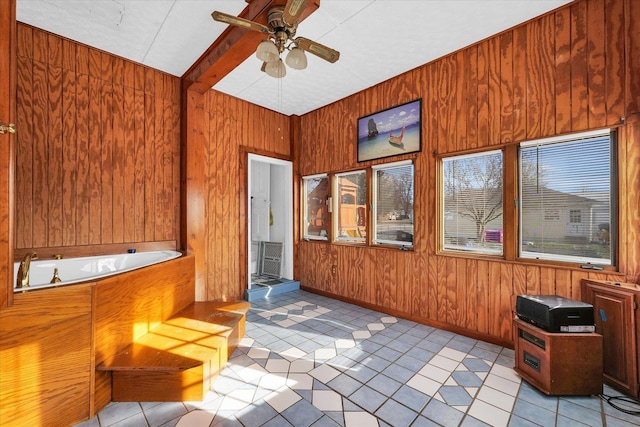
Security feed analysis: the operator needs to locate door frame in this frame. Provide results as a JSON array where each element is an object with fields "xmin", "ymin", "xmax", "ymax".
[{"xmin": 246, "ymin": 153, "xmax": 293, "ymax": 290}]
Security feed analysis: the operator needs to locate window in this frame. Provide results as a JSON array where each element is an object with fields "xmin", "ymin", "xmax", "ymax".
[
  {"xmin": 334, "ymin": 171, "xmax": 367, "ymax": 243},
  {"xmin": 302, "ymin": 174, "xmax": 330, "ymax": 240},
  {"xmin": 372, "ymin": 161, "xmax": 414, "ymax": 247},
  {"xmin": 569, "ymin": 210, "xmax": 582, "ymax": 223},
  {"xmin": 519, "ymin": 129, "xmax": 614, "ymax": 265},
  {"xmin": 442, "ymin": 150, "xmax": 503, "ymax": 255},
  {"xmin": 544, "ymin": 209, "xmax": 560, "ymax": 221}
]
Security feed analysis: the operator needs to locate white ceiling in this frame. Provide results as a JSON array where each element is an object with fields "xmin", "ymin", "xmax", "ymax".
[{"xmin": 16, "ymin": 0, "xmax": 572, "ymax": 116}]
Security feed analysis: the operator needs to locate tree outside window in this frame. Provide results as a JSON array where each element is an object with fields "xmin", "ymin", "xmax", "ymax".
[{"xmin": 442, "ymin": 150, "xmax": 503, "ymax": 254}]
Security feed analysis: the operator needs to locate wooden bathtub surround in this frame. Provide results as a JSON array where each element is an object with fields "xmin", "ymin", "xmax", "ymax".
[
  {"xmin": 0, "ymin": 284, "xmax": 94, "ymax": 426},
  {"xmin": 91, "ymin": 253, "xmax": 196, "ymax": 413},
  {"xmin": 98, "ymin": 300, "xmax": 250, "ymax": 402},
  {"xmin": 0, "ymin": 253, "xmax": 197, "ymax": 426}
]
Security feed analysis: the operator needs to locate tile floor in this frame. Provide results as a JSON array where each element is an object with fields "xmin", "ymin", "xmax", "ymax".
[{"xmin": 76, "ymin": 290, "xmax": 639, "ymax": 427}]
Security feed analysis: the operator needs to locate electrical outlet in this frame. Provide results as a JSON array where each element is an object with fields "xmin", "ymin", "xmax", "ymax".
[{"xmin": 331, "ymin": 265, "xmax": 337, "ymax": 275}]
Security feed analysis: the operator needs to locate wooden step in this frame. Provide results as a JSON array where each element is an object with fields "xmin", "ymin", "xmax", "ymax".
[{"xmin": 97, "ymin": 301, "xmax": 250, "ymax": 402}]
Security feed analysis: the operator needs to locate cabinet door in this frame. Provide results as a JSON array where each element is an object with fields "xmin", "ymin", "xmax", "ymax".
[
  {"xmin": 583, "ymin": 282, "xmax": 637, "ymax": 397},
  {"xmin": 0, "ymin": 0, "xmax": 15, "ymax": 308}
]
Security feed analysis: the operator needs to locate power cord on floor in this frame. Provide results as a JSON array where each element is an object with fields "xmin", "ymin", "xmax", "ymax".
[{"xmin": 599, "ymin": 393, "xmax": 640, "ymax": 416}]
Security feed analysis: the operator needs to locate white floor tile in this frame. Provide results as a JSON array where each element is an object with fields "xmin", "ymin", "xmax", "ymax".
[
  {"xmin": 313, "ymin": 390, "xmax": 343, "ymax": 411},
  {"xmin": 406, "ymin": 374, "xmax": 442, "ymax": 396},
  {"xmin": 438, "ymin": 347, "xmax": 467, "ymax": 363},
  {"xmin": 237, "ymin": 363, "xmax": 268, "ymax": 383},
  {"xmin": 281, "ymin": 347, "xmax": 307, "ymax": 361},
  {"xmin": 287, "ymin": 373, "xmax": 314, "ymax": 390},
  {"xmin": 247, "ymin": 347, "xmax": 270, "ymax": 359},
  {"xmin": 490, "ymin": 364, "xmax": 521, "ymax": 383},
  {"xmin": 419, "ymin": 363, "xmax": 451, "ymax": 383},
  {"xmin": 344, "ymin": 412, "xmax": 379, "ymax": 427},
  {"xmin": 276, "ymin": 319, "xmax": 297, "ymax": 328},
  {"xmin": 258, "ymin": 373, "xmax": 288, "ymax": 390},
  {"xmin": 289, "ymin": 358, "xmax": 314, "ymax": 373},
  {"xmin": 353, "ymin": 330, "xmax": 372, "ymax": 339},
  {"xmin": 429, "ymin": 354, "xmax": 460, "ymax": 372},
  {"xmin": 468, "ymin": 399, "xmax": 510, "ymax": 427},
  {"xmin": 476, "ymin": 385, "xmax": 516, "ymax": 412},
  {"xmin": 367, "ymin": 323, "xmax": 385, "ymax": 331},
  {"xmin": 238, "ymin": 337, "xmax": 255, "ymax": 348},
  {"xmin": 227, "ymin": 388, "xmax": 256, "ymax": 404},
  {"xmin": 265, "ymin": 358, "xmax": 290, "ymax": 373},
  {"xmin": 335, "ymin": 338, "xmax": 356, "ymax": 349},
  {"xmin": 310, "ymin": 363, "xmax": 341, "ymax": 383},
  {"xmin": 264, "ymin": 387, "xmax": 302, "ymax": 413},
  {"xmin": 218, "ymin": 395, "xmax": 249, "ymax": 411},
  {"xmin": 483, "ymin": 373, "xmax": 521, "ymax": 397},
  {"xmin": 381, "ymin": 317, "xmax": 397, "ymax": 323},
  {"xmin": 175, "ymin": 410, "xmax": 215, "ymax": 427},
  {"xmin": 315, "ymin": 348, "xmax": 337, "ymax": 360}
]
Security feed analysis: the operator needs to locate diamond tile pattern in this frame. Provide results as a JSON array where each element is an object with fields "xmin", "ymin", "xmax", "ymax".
[{"xmin": 76, "ymin": 290, "xmax": 623, "ymax": 427}]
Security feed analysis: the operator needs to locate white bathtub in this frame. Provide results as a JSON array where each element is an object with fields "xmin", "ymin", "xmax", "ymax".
[{"xmin": 13, "ymin": 250, "xmax": 182, "ymax": 292}]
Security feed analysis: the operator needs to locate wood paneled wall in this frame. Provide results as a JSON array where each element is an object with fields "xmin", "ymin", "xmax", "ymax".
[
  {"xmin": 196, "ymin": 90, "xmax": 290, "ymax": 301},
  {"xmin": 14, "ymin": 24, "xmax": 181, "ymax": 252},
  {"xmin": 295, "ymin": 0, "xmax": 640, "ymax": 345}
]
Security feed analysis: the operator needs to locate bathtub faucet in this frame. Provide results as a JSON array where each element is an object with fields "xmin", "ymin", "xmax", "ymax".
[{"xmin": 16, "ymin": 252, "xmax": 38, "ymax": 289}]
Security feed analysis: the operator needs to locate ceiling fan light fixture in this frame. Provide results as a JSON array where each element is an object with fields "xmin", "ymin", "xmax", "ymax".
[
  {"xmin": 285, "ymin": 46, "xmax": 307, "ymax": 70},
  {"xmin": 256, "ymin": 39, "xmax": 279, "ymax": 63},
  {"xmin": 265, "ymin": 58, "xmax": 287, "ymax": 78}
]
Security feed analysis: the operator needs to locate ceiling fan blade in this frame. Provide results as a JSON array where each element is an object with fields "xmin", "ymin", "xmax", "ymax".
[
  {"xmin": 212, "ymin": 11, "xmax": 271, "ymax": 34},
  {"xmin": 282, "ymin": 0, "xmax": 311, "ymax": 25},
  {"xmin": 296, "ymin": 37, "xmax": 340, "ymax": 63}
]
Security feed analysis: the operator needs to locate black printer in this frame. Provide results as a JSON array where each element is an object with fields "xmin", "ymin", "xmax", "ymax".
[{"xmin": 516, "ymin": 295, "xmax": 595, "ymax": 333}]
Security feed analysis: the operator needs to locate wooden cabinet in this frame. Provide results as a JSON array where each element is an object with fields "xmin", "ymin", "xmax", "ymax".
[
  {"xmin": 581, "ymin": 279, "xmax": 640, "ymax": 398},
  {"xmin": 513, "ymin": 318, "xmax": 603, "ymax": 395}
]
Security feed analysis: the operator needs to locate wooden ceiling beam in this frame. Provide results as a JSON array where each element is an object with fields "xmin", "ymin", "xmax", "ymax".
[{"xmin": 182, "ymin": 0, "xmax": 320, "ymax": 94}]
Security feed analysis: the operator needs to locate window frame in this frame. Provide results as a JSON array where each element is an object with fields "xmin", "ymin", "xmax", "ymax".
[
  {"xmin": 333, "ymin": 170, "xmax": 368, "ymax": 245},
  {"xmin": 301, "ymin": 160, "xmax": 416, "ymax": 250},
  {"xmin": 517, "ymin": 129, "xmax": 617, "ymax": 268},
  {"xmin": 439, "ymin": 149, "xmax": 505, "ymax": 257},
  {"xmin": 371, "ymin": 160, "xmax": 415, "ymax": 248},
  {"xmin": 436, "ymin": 129, "xmax": 618, "ymax": 271},
  {"xmin": 301, "ymin": 173, "xmax": 330, "ymax": 241}
]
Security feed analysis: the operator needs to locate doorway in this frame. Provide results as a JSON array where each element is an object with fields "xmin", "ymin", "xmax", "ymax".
[{"xmin": 247, "ymin": 154, "xmax": 293, "ymax": 292}]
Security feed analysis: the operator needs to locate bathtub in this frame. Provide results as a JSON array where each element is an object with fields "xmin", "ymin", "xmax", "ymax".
[{"xmin": 13, "ymin": 250, "xmax": 182, "ymax": 292}]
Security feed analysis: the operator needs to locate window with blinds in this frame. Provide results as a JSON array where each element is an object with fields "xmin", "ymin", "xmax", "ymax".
[
  {"xmin": 442, "ymin": 150, "xmax": 503, "ymax": 255},
  {"xmin": 334, "ymin": 170, "xmax": 367, "ymax": 243},
  {"xmin": 519, "ymin": 130, "xmax": 614, "ymax": 265},
  {"xmin": 372, "ymin": 161, "xmax": 414, "ymax": 247}
]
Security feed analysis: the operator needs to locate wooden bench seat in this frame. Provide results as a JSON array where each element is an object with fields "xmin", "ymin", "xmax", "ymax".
[{"xmin": 97, "ymin": 301, "xmax": 250, "ymax": 402}]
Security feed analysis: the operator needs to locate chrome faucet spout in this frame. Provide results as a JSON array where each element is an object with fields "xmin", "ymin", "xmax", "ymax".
[{"xmin": 16, "ymin": 252, "xmax": 38, "ymax": 289}]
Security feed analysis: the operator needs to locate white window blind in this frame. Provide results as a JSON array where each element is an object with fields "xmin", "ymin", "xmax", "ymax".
[
  {"xmin": 519, "ymin": 130, "xmax": 613, "ymax": 265},
  {"xmin": 373, "ymin": 161, "xmax": 414, "ymax": 247}
]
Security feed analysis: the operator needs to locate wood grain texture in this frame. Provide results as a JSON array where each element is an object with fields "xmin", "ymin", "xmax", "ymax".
[
  {"xmin": 1, "ymin": 0, "xmax": 16, "ymax": 308},
  {"xmin": 190, "ymin": 90, "xmax": 290, "ymax": 301},
  {"xmin": 295, "ymin": 0, "xmax": 639, "ymax": 346},
  {"xmin": 93, "ymin": 254, "xmax": 195, "ymax": 364},
  {"xmin": 0, "ymin": 285, "xmax": 93, "ymax": 426},
  {"xmin": 14, "ymin": 23, "xmax": 180, "ymax": 253}
]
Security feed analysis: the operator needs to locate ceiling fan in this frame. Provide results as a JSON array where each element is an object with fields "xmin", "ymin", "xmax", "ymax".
[{"xmin": 212, "ymin": 0, "xmax": 340, "ymax": 78}]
